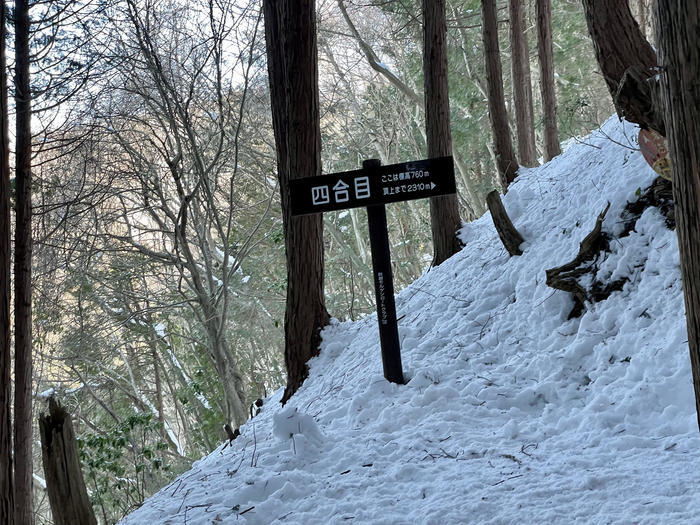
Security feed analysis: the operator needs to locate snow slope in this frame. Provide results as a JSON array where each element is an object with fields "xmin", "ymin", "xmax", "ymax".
[{"xmin": 120, "ymin": 117, "xmax": 700, "ymax": 525}]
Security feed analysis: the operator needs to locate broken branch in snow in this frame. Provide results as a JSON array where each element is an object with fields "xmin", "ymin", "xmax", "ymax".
[{"xmin": 491, "ymin": 474, "xmax": 524, "ymax": 486}]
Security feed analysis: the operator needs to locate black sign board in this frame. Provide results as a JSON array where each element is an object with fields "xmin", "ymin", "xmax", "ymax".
[
  {"xmin": 290, "ymin": 157, "xmax": 457, "ymax": 385},
  {"xmin": 290, "ymin": 156, "xmax": 456, "ymax": 216}
]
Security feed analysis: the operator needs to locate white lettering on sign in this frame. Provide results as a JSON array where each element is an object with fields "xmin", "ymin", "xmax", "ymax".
[
  {"xmin": 333, "ymin": 180, "xmax": 350, "ymax": 202},
  {"xmin": 311, "ymin": 177, "xmax": 372, "ymax": 207},
  {"xmin": 381, "ymin": 182, "xmax": 436, "ymax": 196},
  {"xmin": 377, "ymin": 271, "xmax": 387, "ymax": 324},
  {"xmin": 354, "ymin": 176, "xmax": 370, "ymax": 199},
  {"xmin": 311, "ymin": 185, "xmax": 330, "ymax": 205},
  {"xmin": 380, "ymin": 170, "xmax": 430, "ymax": 183}
]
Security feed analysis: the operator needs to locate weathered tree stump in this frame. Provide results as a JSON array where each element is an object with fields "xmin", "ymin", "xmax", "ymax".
[
  {"xmin": 39, "ymin": 397, "xmax": 96, "ymax": 525},
  {"xmin": 487, "ymin": 190, "xmax": 525, "ymax": 256}
]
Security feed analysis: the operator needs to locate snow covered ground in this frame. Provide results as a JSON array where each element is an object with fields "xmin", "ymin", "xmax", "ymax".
[{"xmin": 120, "ymin": 117, "xmax": 700, "ymax": 524}]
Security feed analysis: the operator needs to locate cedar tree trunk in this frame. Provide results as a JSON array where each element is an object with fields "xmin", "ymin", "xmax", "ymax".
[
  {"xmin": 14, "ymin": 0, "xmax": 34, "ymax": 521},
  {"xmin": 423, "ymin": 0, "xmax": 463, "ymax": 266},
  {"xmin": 535, "ymin": 0, "xmax": 561, "ymax": 161},
  {"xmin": 655, "ymin": 0, "xmax": 700, "ymax": 432},
  {"xmin": 264, "ymin": 0, "xmax": 330, "ymax": 403},
  {"xmin": 581, "ymin": 0, "xmax": 662, "ymax": 133},
  {"xmin": 481, "ymin": 0, "xmax": 519, "ymax": 188},
  {"xmin": 0, "ymin": 0, "xmax": 14, "ymax": 521},
  {"xmin": 509, "ymin": 0, "xmax": 537, "ymax": 167}
]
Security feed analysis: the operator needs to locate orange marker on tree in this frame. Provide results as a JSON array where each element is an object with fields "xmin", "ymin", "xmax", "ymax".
[{"xmin": 639, "ymin": 128, "xmax": 672, "ymax": 181}]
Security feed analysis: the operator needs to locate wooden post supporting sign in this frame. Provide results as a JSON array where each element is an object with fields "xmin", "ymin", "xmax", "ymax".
[
  {"xmin": 290, "ymin": 156, "xmax": 456, "ymax": 384},
  {"xmin": 363, "ymin": 159, "xmax": 403, "ymax": 384}
]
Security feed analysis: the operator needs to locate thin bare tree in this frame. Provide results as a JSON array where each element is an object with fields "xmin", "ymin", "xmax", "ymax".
[{"xmin": 90, "ymin": 0, "xmax": 272, "ymax": 428}]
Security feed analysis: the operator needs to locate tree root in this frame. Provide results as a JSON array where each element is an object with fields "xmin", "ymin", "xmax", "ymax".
[
  {"xmin": 545, "ymin": 203, "xmax": 610, "ymax": 318},
  {"xmin": 545, "ymin": 177, "xmax": 674, "ymax": 319}
]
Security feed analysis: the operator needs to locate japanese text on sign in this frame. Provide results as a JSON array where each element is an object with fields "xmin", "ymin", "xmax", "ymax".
[
  {"xmin": 289, "ymin": 156, "xmax": 455, "ymax": 216},
  {"xmin": 383, "ymin": 181, "xmax": 436, "ymax": 196},
  {"xmin": 380, "ymin": 170, "xmax": 429, "ymax": 183},
  {"xmin": 311, "ymin": 176, "xmax": 371, "ymax": 206}
]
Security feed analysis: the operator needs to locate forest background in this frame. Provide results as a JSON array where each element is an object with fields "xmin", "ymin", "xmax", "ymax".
[{"xmin": 0, "ymin": 0, "xmax": 656, "ymax": 522}]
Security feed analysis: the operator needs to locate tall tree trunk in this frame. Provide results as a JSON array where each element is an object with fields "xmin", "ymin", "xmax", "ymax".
[
  {"xmin": 655, "ymin": 0, "xmax": 700, "ymax": 432},
  {"xmin": 583, "ymin": 0, "xmax": 656, "ymax": 94},
  {"xmin": 481, "ymin": 0, "xmax": 519, "ymax": 189},
  {"xmin": 509, "ymin": 0, "xmax": 537, "ymax": 167},
  {"xmin": 264, "ymin": 0, "xmax": 330, "ymax": 403},
  {"xmin": 535, "ymin": 0, "xmax": 561, "ymax": 161},
  {"xmin": 581, "ymin": 0, "xmax": 662, "ymax": 133},
  {"xmin": 423, "ymin": 0, "xmax": 463, "ymax": 266},
  {"xmin": 0, "ymin": 0, "xmax": 15, "ymax": 521},
  {"xmin": 14, "ymin": 0, "xmax": 34, "ymax": 522}
]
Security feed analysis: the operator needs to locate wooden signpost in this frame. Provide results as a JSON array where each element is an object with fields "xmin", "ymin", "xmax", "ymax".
[{"xmin": 290, "ymin": 156, "xmax": 457, "ymax": 384}]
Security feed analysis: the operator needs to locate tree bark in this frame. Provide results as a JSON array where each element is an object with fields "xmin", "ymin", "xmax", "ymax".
[
  {"xmin": 0, "ymin": 0, "xmax": 14, "ymax": 520},
  {"xmin": 264, "ymin": 0, "xmax": 330, "ymax": 403},
  {"xmin": 423, "ymin": 0, "xmax": 463, "ymax": 266},
  {"xmin": 14, "ymin": 0, "xmax": 34, "ymax": 521},
  {"xmin": 655, "ymin": 0, "xmax": 700, "ymax": 432},
  {"xmin": 38, "ymin": 399, "xmax": 96, "ymax": 525},
  {"xmin": 509, "ymin": 0, "xmax": 537, "ymax": 167},
  {"xmin": 481, "ymin": 0, "xmax": 519, "ymax": 189},
  {"xmin": 581, "ymin": 0, "xmax": 662, "ymax": 133},
  {"xmin": 637, "ymin": 0, "xmax": 647, "ymax": 39},
  {"xmin": 535, "ymin": 0, "xmax": 561, "ymax": 161}
]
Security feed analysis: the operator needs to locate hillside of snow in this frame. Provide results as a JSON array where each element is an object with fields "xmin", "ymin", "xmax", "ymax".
[{"xmin": 120, "ymin": 117, "xmax": 700, "ymax": 525}]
